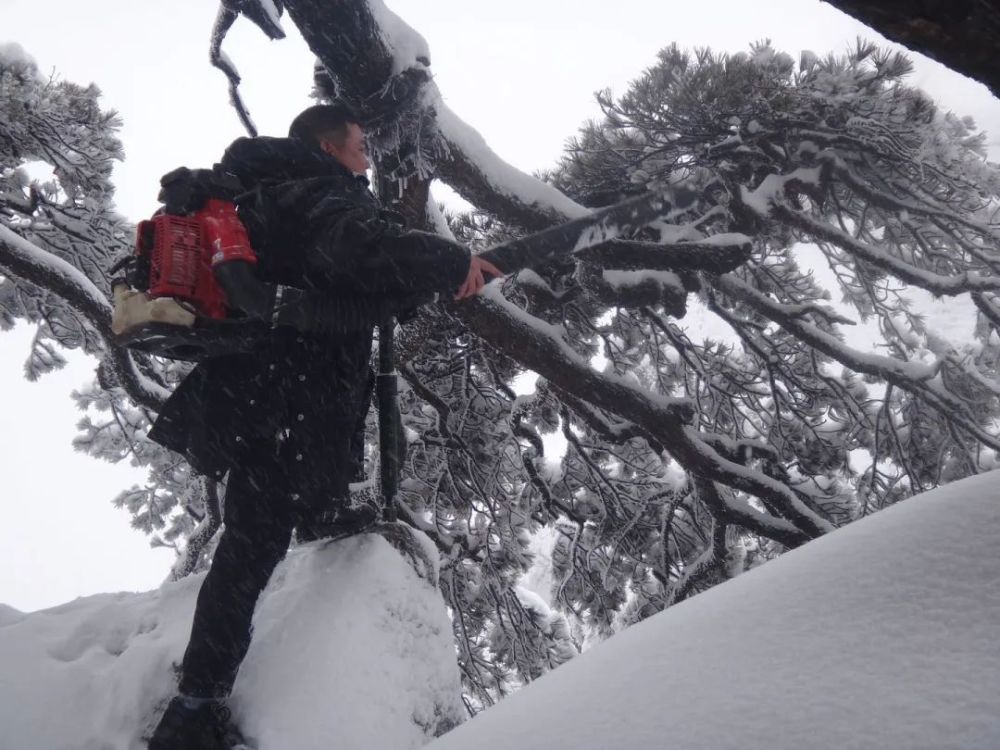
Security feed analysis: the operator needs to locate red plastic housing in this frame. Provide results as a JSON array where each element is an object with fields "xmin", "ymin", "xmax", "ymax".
[
  {"xmin": 136, "ymin": 199, "xmax": 257, "ymax": 320},
  {"xmin": 200, "ymin": 198, "xmax": 258, "ymax": 268}
]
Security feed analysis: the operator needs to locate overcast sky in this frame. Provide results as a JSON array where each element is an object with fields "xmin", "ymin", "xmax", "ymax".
[{"xmin": 3, "ymin": 0, "xmax": 1000, "ymax": 612}]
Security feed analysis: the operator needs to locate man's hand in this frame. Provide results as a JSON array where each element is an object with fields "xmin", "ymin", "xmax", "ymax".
[{"xmin": 455, "ymin": 255, "xmax": 505, "ymax": 300}]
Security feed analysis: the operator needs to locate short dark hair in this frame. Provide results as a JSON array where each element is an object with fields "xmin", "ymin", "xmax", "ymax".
[{"xmin": 288, "ymin": 103, "xmax": 361, "ymax": 146}]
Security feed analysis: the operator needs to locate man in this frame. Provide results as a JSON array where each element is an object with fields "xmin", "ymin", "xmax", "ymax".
[{"xmin": 147, "ymin": 104, "xmax": 501, "ymax": 749}]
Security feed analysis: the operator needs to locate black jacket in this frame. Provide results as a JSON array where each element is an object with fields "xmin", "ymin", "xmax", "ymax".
[{"xmin": 148, "ymin": 137, "xmax": 470, "ymax": 498}]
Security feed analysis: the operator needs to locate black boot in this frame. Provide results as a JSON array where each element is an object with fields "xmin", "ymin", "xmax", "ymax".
[
  {"xmin": 296, "ymin": 496, "xmax": 380, "ymax": 543},
  {"xmin": 148, "ymin": 695, "xmax": 247, "ymax": 750}
]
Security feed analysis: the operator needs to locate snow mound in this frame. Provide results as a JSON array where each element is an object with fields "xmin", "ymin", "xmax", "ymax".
[
  {"xmin": 429, "ymin": 471, "xmax": 1000, "ymax": 750},
  {"xmin": 0, "ymin": 602, "xmax": 24, "ymax": 626},
  {"xmin": 0, "ymin": 529, "xmax": 464, "ymax": 750}
]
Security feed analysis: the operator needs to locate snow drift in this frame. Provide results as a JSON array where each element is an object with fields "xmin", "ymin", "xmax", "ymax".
[
  {"xmin": 0, "ymin": 529, "xmax": 464, "ymax": 750},
  {"xmin": 429, "ymin": 471, "xmax": 1000, "ymax": 750},
  {"xmin": 3, "ymin": 474, "xmax": 999, "ymax": 749}
]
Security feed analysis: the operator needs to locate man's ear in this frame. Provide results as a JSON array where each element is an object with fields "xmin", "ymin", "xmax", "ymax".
[{"xmin": 318, "ymin": 139, "xmax": 337, "ymax": 157}]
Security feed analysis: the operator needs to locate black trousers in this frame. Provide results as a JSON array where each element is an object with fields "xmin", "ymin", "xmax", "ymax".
[
  {"xmin": 174, "ymin": 359, "xmax": 372, "ymax": 698},
  {"xmin": 179, "ymin": 424, "xmax": 366, "ymax": 698},
  {"xmin": 177, "ymin": 438, "xmax": 328, "ymax": 699}
]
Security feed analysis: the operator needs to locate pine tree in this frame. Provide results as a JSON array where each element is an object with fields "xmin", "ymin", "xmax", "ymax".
[
  {"xmin": 1, "ymin": 42, "xmax": 124, "ymax": 372},
  {"xmin": 5, "ymin": 5, "xmax": 1000, "ymax": 711},
  {"xmin": 405, "ymin": 40, "xmax": 1000, "ymax": 695},
  {"xmin": 0, "ymin": 44, "xmax": 214, "ymax": 576},
  {"xmin": 535, "ymin": 40, "xmax": 1000, "ymax": 623}
]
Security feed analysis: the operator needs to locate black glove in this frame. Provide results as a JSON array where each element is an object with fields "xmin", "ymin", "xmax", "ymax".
[{"xmin": 158, "ymin": 166, "xmax": 243, "ymax": 215}]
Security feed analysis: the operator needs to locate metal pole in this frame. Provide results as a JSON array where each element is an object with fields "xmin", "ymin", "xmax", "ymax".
[{"xmin": 376, "ymin": 317, "xmax": 400, "ymax": 523}]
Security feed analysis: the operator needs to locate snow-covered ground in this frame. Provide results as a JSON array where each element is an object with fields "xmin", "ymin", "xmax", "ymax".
[
  {"xmin": 0, "ymin": 530, "xmax": 464, "ymax": 750},
  {"xmin": 2, "ymin": 474, "xmax": 998, "ymax": 749},
  {"xmin": 429, "ymin": 471, "xmax": 1000, "ymax": 750}
]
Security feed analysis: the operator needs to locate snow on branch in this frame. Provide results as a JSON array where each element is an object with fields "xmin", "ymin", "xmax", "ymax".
[
  {"xmin": 677, "ymin": 425, "xmax": 832, "ymax": 543},
  {"xmin": 210, "ymin": 4, "xmax": 259, "ymax": 137},
  {"xmin": 778, "ymin": 204, "xmax": 1000, "ymax": 295},
  {"xmin": 468, "ymin": 285, "xmax": 694, "ymax": 424},
  {"xmin": 0, "ymin": 225, "xmax": 168, "ymax": 410},
  {"xmin": 366, "ymin": 0, "xmax": 431, "ymax": 72},
  {"xmin": 740, "ymin": 170, "xmax": 1000, "ymax": 296},
  {"xmin": 714, "ymin": 273, "xmax": 1000, "ymax": 454},
  {"xmin": 431, "ymin": 94, "xmax": 590, "ymax": 230},
  {"xmin": 0, "ymin": 224, "xmax": 111, "ymax": 324},
  {"xmin": 554, "ymin": 387, "xmax": 662, "ymax": 451},
  {"xmin": 461, "ymin": 286, "xmax": 827, "ymax": 543},
  {"xmin": 666, "ymin": 481, "xmax": 732, "ymax": 605},
  {"xmin": 229, "ymin": 0, "xmax": 286, "ymax": 39},
  {"xmin": 823, "ymin": 153, "xmax": 1000, "ymax": 242},
  {"xmin": 575, "ymin": 236, "xmax": 753, "ymax": 274},
  {"xmin": 577, "ymin": 264, "xmax": 687, "ymax": 316},
  {"xmin": 714, "ymin": 273, "xmax": 938, "ymax": 382}
]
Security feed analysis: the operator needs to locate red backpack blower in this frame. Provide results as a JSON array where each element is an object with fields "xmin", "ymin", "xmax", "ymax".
[{"xmin": 112, "ymin": 168, "xmax": 264, "ymax": 361}]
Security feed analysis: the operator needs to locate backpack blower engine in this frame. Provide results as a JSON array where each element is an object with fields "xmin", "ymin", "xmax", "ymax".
[{"xmin": 111, "ymin": 168, "xmax": 264, "ymax": 361}]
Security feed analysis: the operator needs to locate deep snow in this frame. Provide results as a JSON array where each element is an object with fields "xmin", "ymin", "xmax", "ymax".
[
  {"xmin": 429, "ymin": 471, "xmax": 1000, "ymax": 750},
  {"xmin": 0, "ymin": 531, "xmax": 464, "ymax": 750},
  {"xmin": 2, "ymin": 474, "xmax": 998, "ymax": 749}
]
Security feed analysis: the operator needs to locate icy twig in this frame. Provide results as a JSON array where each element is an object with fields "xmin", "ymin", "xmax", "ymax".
[{"xmin": 210, "ymin": 4, "xmax": 259, "ymax": 137}]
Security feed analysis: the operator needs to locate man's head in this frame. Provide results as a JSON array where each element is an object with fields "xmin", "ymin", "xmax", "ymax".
[{"xmin": 289, "ymin": 104, "xmax": 370, "ymax": 175}]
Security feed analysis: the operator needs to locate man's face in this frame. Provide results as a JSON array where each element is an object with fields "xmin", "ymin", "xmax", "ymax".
[{"xmin": 322, "ymin": 122, "xmax": 370, "ymax": 175}]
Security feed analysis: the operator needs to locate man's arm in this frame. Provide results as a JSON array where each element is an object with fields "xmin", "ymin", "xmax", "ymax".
[
  {"xmin": 305, "ymin": 207, "xmax": 476, "ymax": 298},
  {"xmin": 214, "ymin": 260, "xmax": 417, "ymax": 335},
  {"xmin": 455, "ymin": 256, "xmax": 504, "ymax": 300}
]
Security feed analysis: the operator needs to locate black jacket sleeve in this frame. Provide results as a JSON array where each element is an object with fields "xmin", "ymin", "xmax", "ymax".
[
  {"xmin": 305, "ymin": 204, "xmax": 471, "ymax": 297},
  {"xmin": 214, "ymin": 260, "xmax": 422, "ymax": 336}
]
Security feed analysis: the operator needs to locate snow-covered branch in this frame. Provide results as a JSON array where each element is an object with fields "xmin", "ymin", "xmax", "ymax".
[
  {"xmin": 0, "ymin": 225, "xmax": 167, "ymax": 410},
  {"xmin": 713, "ymin": 273, "xmax": 1000, "ymax": 454},
  {"xmin": 285, "ymin": 0, "xmax": 590, "ymax": 234},
  {"xmin": 575, "ymin": 236, "xmax": 753, "ymax": 274},
  {"xmin": 464, "ymin": 286, "xmax": 694, "ymax": 425},
  {"xmin": 431, "ymin": 95, "xmax": 589, "ymax": 230},
  {"xmin": 714, "ymin": 273, "xmax": 938, "ymax": 382},
  {"xmin": 460, "ymin": 287, "xmax": 827, "ymax": 544}
]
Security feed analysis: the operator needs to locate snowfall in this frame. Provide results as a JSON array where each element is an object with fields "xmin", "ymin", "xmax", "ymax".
[{"xmin": 1, "ymin": 472, "xmax": 998, "ymax": 750}]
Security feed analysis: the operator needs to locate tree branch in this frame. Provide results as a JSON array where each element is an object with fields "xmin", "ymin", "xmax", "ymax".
[
  {"xmin": 170, "ymin": 477, "xmax": 223, "ymax": 580},
  {"xmin": 431, "ymin": 96, "xmax": 590, "ymax": 230},
  {"xmin": 822, "ymin": 0, "xmax": 1000, "ymax": 99},
  {"xmin": 460, "ymin": 288, "xmax": 824, "ymax": 544},
  {"xmin": 575, "ymin": 236, "xmax": 753, "ymax": 274},
  {"xmin": 0, "ymin": 225, "xmax": 168, "ymax": 411},
  {"xmin": 280, "ymin": 0, "xmax": 820, "ymax": 545}
]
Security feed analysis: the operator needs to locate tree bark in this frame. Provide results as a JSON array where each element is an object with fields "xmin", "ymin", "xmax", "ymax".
[{"xmin": 823, "ymin": 0, "xmax": 1000, "ymax": 99}]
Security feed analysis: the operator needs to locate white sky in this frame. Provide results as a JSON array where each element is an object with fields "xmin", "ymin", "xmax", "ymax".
[{"xmin": 2, "ymin": 0, "xmax": 1000, "ymax": 611}]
